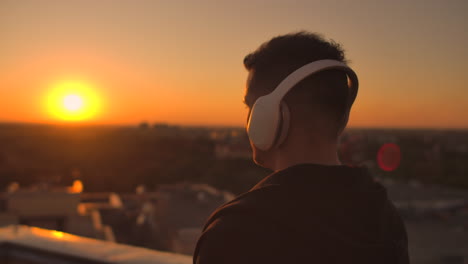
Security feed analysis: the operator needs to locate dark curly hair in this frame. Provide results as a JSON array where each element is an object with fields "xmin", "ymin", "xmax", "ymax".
[{"xmin": 244, "ymin": 31, "xmax": 346, "ymax": 71}]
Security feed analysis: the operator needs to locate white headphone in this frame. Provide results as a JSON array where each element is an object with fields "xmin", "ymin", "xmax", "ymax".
[{"xmin": 246, "ymin": 59, "xmax": 359, "ymax": 151}]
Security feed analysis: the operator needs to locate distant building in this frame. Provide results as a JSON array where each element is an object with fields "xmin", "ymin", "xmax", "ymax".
[
  {"xmin": 215, "ymin": 143, "xmax": 251, "ymax": 159},
  {"xmin": 152, "ymin": 183, "xmax": 234, "ymax": 255},
  {"xmin": 153, "ymin": 123, "xmax": 182, "ymax": 137},
  {"xmin": 0, "ymin": 185, "xmax": 115, "ymax": 242},
  {"xmin": 139, "ymin": 122, "xmax": 150, "ymax": 130}
]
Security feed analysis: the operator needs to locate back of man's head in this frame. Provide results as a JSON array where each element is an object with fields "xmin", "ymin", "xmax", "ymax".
[{"xmin": 244, "ymin": 32, "xmax": 352, "ymax": 140}]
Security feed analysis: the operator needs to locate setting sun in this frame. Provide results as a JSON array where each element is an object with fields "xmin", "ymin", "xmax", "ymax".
[
  {"xmin": 46, "ymin": 81, "xmax": 101, "ymax": 122},
  {"xmin": 63, "ymin": 94, "xmax": 84, "ymax": 112}
]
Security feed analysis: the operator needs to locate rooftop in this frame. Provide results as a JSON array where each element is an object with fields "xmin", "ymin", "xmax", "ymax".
[{"xmin": 0, "ymin": 225, "xmax": 191, "ymax": 264}]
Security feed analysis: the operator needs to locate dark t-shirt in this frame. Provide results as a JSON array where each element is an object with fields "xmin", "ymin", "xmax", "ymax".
[{"xmin": 194, "ymin": 163, "xmax": 409, "ymax": 264}]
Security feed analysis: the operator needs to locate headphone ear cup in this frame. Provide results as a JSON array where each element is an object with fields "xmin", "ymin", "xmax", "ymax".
[
  {"xmin": 275, "ymin": 101, "xmax": 290, "ymax": 148},
  {"xmin": 247, "ymin": 96, "xmax": 282, "ymax": 151}
]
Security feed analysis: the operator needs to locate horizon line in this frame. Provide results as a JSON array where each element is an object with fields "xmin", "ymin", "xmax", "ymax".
[{"xmin": 0, "ymin": 121, "xmax": 467, "ymax": 131}]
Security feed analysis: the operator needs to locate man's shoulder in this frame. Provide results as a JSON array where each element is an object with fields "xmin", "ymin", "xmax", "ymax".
[
  {"xmin": 202, "ymin": 182, "xmax": 282, "ymax": 231},
  {"xmin": 193, "ymin": 184, "xmax": 285, "ymax": 264}
]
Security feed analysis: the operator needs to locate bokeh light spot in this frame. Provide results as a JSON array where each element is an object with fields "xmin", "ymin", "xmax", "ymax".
[{"xmin": 377, "ymin": 143, "xmax": 401, "ymax": 172}]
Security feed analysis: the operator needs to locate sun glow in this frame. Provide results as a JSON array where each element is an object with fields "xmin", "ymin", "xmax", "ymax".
[{"xmin": 46, "ymin": 81, "xmax": 101, "ymax": 121}]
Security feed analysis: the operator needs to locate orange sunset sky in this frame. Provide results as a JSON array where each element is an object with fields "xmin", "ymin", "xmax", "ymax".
[{"xmin": 1, "ymin": 0, "xmax": 467, "ymax": 128}]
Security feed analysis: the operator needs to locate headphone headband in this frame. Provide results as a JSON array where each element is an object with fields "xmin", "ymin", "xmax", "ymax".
[
  {"xmin": 246, "ymin": 59, "xmax": 359, "ymax": 151},
  {"xmin": 269, "ymin": 59, "xmax": 358, "ymax": 105}
]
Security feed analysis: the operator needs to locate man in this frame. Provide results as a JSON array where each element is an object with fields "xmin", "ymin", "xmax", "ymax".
[{"xmin": 194, "ymin": 32, "xmax": 409, "ymax": 264}]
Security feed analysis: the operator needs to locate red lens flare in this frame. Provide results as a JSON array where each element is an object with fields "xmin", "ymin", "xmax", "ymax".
[{"xmin": 377, "ymin": 143, "xmax": 401, "ymax": 172}]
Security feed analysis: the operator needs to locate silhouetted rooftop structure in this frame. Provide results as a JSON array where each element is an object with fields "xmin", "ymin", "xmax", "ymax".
[{"xmin": 0, "ymin": 225, "xmax": 191, "ymax": 264}]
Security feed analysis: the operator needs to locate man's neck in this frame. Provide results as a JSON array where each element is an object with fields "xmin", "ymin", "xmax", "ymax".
[{"xmin": 272, "ymin": 142, "xmax": 341, "ymax": 172}]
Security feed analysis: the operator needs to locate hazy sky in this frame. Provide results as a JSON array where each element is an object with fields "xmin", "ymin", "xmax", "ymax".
[{"xmin": 1, "ymin": 0, "xmax": 467, "ymax": 128}]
